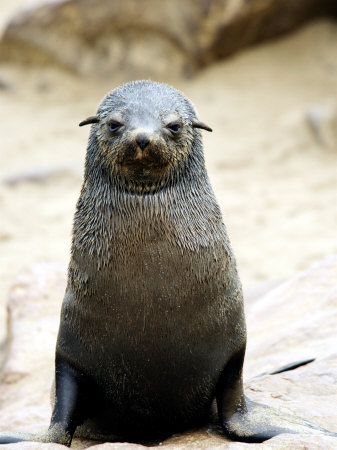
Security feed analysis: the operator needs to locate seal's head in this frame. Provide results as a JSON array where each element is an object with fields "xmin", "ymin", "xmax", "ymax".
[{"xmin": 80, "ymin": 81, "xmax": 211, "ymax": 191}]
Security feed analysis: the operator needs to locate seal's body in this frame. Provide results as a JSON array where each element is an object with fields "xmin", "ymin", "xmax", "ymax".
[
  {"xmin": 59, "ymin": 179, "xmax": 243, "ymax": 441},
  {"xmin": 56, "ymin": 82, "xmax": 244, "ymax": 440},
  {"xmin": 0, "ymin": 81, "xmax": 335, "ymax": 446}
]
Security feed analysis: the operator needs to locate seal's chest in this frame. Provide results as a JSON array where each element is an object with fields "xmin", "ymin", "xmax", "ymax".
[
  {"xmin": 93, "ymin": 238, "xmax": 222, "ymax": 313},
  {"xmin": 62, "ymin": 227, "xmax": 231, "ymax": 384}
]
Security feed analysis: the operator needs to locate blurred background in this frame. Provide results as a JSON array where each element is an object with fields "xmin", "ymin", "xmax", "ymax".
[{"xmin": 0, "ymin": 0, "xmax": 337, "ymax": 327}]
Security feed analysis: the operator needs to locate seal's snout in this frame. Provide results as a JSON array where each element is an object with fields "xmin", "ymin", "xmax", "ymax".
[{"xmin": 136, "ymin": 133, "xmax": 151, "ymax": 150}]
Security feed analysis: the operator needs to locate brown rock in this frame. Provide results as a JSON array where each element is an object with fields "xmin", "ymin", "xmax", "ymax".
[
  {"xmin": 0, "ymin": 257, "xmax": 336, "ymax": 448},
  {"xmin": 244, "ymin": 255, "xmax": 337, "ymax": 433},
  {"xmin": 245, "ymin": 254, "xmax": 337, "ymax": 376},
  {"xmin": 0, "ymin": 0, "xmax": 336, "ymax": 78}
]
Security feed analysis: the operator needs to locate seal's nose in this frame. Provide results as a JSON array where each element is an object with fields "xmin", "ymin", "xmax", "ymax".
[{"xmin": 136, "ymin": 133, "xmax": 150, "ymax": 150}]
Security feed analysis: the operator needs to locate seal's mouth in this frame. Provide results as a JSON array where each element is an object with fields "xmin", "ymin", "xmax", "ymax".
[{"xmin": 116, "ymin": 143, "xmax": 172, "ymax": 172}]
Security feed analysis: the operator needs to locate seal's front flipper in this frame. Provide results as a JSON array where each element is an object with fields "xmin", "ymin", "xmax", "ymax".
[
  {"xmin": 46, "ymin": 356, "xmax": 88, "ymax": 446},
  {"xmin": 0, "ymin": 357, "xmax": 87, "ymax": 446},
  {"xmin": 215, "ymin": 350, "xmax": 337, "ymax": 443},
  {"xmin": 221, "ymin": 397, "xmax": 336, "ymax": 443}
]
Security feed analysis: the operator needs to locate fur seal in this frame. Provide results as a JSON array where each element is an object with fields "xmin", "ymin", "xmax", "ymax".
[{"xmin": 0, "ymin": 81, "xmax": 336, "ymax": 446}]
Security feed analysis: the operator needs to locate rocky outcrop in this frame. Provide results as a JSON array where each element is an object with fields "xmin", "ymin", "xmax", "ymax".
[
  {"xmin": 244, "ymin": 255, "xmax": 337, "ymax": 434},
  {"xmin": 0, "ymin": 256, "xmax": 336, "ymax": 448},
  {"xmin": 0, "ymin": 263, "xmax": 65, "ymax": 437},
  {"xmin": 0, "ymin": 0, "xmax": 336, "ymax": 78}
]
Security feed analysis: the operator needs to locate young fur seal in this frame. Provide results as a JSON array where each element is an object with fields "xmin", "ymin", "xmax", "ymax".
[{"xmin": 0, "ymin": 81, "xmax": 336, "ymax": 446}]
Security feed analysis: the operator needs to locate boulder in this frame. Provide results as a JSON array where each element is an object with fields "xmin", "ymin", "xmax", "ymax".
[
  {"xmin": 0, "ymin": 0, "xmax": 336, "ymax": 78},
  {"xmin": 0, "ymin": 256, "xmax": 336, "ymax": 448}
]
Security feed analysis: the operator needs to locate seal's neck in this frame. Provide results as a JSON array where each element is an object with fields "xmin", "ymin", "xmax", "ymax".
[{"xmin": 71, "ymin": 136, "xmax": 225, "ymax": 267}]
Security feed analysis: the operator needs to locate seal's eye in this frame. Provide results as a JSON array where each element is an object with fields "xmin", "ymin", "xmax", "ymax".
[
  {"xmin": 107, "ymin": 120, "xmax": 123, "ymax": 133},
  {"xmin": 166, "ymin": 121, "xmax": 182, "ymax": 135}
]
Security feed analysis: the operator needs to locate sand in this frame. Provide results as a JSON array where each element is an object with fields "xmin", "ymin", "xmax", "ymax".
[{"xmin": 0, "ymin": 15, "xmax": 337, "ymax": 332}]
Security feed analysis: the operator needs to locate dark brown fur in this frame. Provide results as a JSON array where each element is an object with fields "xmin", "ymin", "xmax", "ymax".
[{"xmin": 57, "ymin": 81, "xmax": 245, "ymax": 441}]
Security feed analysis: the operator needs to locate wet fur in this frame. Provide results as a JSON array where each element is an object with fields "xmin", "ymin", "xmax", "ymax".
[
  {"xmin": 0, "ymin": 81, "xmax": 335, "ymax": 446},
  {"xmin": 59, "ymin": 82, "xmax": 245, "ymax": 439}
]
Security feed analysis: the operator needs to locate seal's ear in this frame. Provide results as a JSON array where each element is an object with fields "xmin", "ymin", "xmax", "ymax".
[
  {"xmin": 192, "ymin": 119, "xmax": 212, "ymax": 132},
  {"xmin": 79, "ymin": 115, "xmax": 100, "ymax": 127}
]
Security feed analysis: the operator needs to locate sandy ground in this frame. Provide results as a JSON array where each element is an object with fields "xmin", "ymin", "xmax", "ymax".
[{"xmin": 0, "ymin": 12, "xmax": 337, "ymax": 336}]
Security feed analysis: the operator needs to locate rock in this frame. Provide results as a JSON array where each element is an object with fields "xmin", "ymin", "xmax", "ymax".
[
  {"xmin": 245, "ymin": 254, "xmax": 337, "ymax": 376},
  {"xmin": 227, "ymin": 434, "xmax": 337, "ymax": 450},
  {"xmin": 243, "ymin": 278, "xmax": 283, "ymax": 304},
  {"xmin": 244, "ymin": 255, "xmax": 337, "ymax": 433},
  {"xmin": 0, "ymin": 0, "xmax": 336, "ymax": 78},
  {"xmin": 307, "ymin": 103, "xmax": 337, "ymax": 149},
  {"xmin": 2, "ymin": 164, "xmax": 82, "ymax": 186},
  {"xmin": 0, "ymin": 77, "xmax": 12, "ymax": 90},
  {"xmin": 0, "ymin": 257, "xmax": 336, "ymax": 448},
  {"xmin": 0, "ymin": 263, "xmax": 66, "ymax": 436}
]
